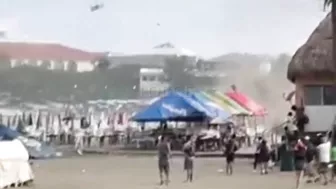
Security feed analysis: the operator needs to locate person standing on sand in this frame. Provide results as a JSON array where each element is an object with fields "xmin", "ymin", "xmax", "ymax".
[
  {"xmin": 258, "ymin": 140, "xmax": 270, "ymax": 175},
  {"xmin": 293, "ymin": 132, "xmax": 307, "ymax": 189},
  {"xmin": 303, "ymin": 136, "xmax": 317, "ymax": 183},
  {"xmin": 253, "ymin": 137, "xmax": 262, "ymax": 172},
  {"xmin": 183, "ymin": 135, "xmax": 195, "ymax": 182},
  {"xmin": 316, "ymin": 136, "xmax": 331, "ymax": 186},
  {"xmin": 225, "ymin": 134, "xmax": 238, "ymax": 175},
  {"xmin": 157, "ymin": 135, "xmax": 171, "ymax": 185}
]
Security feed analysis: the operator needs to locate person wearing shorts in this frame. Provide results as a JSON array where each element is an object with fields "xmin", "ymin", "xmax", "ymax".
[
  {"xmin": 293, "ymin": 136, "xmax": 307, "ymax": 189},
  {"xmin": 304, "ymin": 136, "xmax": 317, "ymax": 183},
  {"xmin": 183, "ymin": 135, "xmax": 195, "ymax": 182},
  {"xmin": 225, "ymin": 134, "xmax": 238, "ymax": 175},
  {"xmin": 316, "ymin": 137, "xmax": 331, "ymax": 185},
  {"xmin": 157, "ymin": 136, "xmax": 171, "ymax": 185}
]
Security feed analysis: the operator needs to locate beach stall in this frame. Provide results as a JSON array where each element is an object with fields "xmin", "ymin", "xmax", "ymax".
[
  {"xmin": 131, "ymin": 91, "xmax": 219, "ymax": 150},
  {"xmin": 193, "ymin": 91, "xmax": 251, "ymax": 126},
  {"xmin": 0, "ymin": 137, "xmax": 34, "ymax": 188},
  {"xmin": 226, "ymin": 91, "xmax": 267, "ymax": 116},
  {"xmin": 287, "ymin": 13, "xmax": 336, "ymax": 133},
  {"xmin": 132, "ymin": 91, "xmax": 216, "ymax": 122},
  {"xmin": 185, "ymin": 91, "xmax": 231, "ymax": 122},
  {"xmin": 194, "ymin": 91, "xmax": 247, "ymax": 115}
]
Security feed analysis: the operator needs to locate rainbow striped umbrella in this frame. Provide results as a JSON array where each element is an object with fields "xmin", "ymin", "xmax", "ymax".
[
  {"xmin": 196, "ymin": 91, "xmax": 240, "ymax": 114},
  {"xmin": 210, "ymin": 90, "xmax": 251, "ymax": 115}
]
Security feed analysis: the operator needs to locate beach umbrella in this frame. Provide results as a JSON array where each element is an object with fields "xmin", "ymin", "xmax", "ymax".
[
  {"xmin": 45, "ymin": 113, "xmax": 50, "ymax": 128},
  {"xmin": 35, "ymin": 111, "xmax": 42, "ymax": 130},
  {"xmin": 56, "ymin": 114, "xmax": 62, "ymax": 135},
  {"xmin": 22, "ymin": 112, "xmax": 26, "ymax": 124},
  {"xmin": 6, "ymin": 116, "xmax": 11, "ymax": 127},
  {"xmin": 27, "ymin": 113, "xmax": 33, "ymax": 125},
  {"xmin": 70, "ymin": 116, "xmax": 75, "ymax": 132},
  {"xmin": 16, "ymin": 116, "xmax": 26, "ymax": 134},
  {"xmin": 12, "ymin": 114, "xmax": 17, "ymax": 126},
  {"xmin": 0, "ymin": 113, "xmax": 3, "ymax": 125},
  {"xmin": 45, "ymin": 113, "xmax": 51, "ymax": 134}
]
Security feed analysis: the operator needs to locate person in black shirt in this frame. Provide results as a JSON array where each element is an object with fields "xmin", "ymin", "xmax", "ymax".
[
  {"xmin": 253, "ymin": 137, "xmax": 262, "ymax": 172},
  {"xmin": 293, "ymin": 134, "xmax": 307, "ymax": 189},
  {"xmin": 258, "ymin": 140, "xmax": 270, "ymax": 175},
  {"xmin": 225, "ymin": 134, "xmax": 238, "ymax": 175},
  {"xmin": 295, "ymin": 107, "xmax": 309, "ymax": 134},
  {"xmin": 304, "ymin": 136, "xmax": 317, "ymax": 183}
]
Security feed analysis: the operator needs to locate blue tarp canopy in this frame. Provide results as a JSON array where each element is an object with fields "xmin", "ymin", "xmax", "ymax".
[
  {"xmin": 132, "ymin": 92, "xmax": 216, "ymax": 122},
  {"xmin": 185, "ymin": 91, "xmax": 231, "ymax": 120},
  {"xmin": 0, "ymin": 125, "xmax": 20, "ymax": 140},
  {"xmin": 0, "ymin": 125, "xmax": 58, "ymax": 159}
]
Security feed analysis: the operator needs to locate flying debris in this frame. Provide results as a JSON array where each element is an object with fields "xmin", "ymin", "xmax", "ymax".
[
  {"xmin": 90, "ymin": 3, "xmax": 104, "ymax": 12},
  {"xmin": 0, "ymin": 31, "xmax": 6, "ymax": 38}
]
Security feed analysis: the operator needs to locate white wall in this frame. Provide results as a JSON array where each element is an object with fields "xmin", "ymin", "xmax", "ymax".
[
  {"xmin": 305, "ymin": 105, "xmax": 336, "ymax": 132},
  {"xmin": 76, "ymin": 61, "xmax": 95, "ymax": 72},
  {"xmin": 10, "ymin": 59, "xmax": 95, "ymax": 72},
  {"xmin": 139, "ymin": 72, "xmax": 169, "ymax": 92}
]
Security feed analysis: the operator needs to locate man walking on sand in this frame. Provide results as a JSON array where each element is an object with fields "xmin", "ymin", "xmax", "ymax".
[
  {"xmin": 157, "ymin": 135, "xmax": 171, "ymax": 185},
  {"xmin": 225, "ymin": 134, "xmax": 238, "ymax": 175},
  {"xmin": 316, "ymin": 136, "xmax": 331, "ymax": 186},
  {"xmin": 183, "ymin": 135, "xmax": 195, "ymax": 182}
]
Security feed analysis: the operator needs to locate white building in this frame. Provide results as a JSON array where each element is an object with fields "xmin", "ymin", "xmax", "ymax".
[
  {"xmin": 0, "ymin": 42, "xmax": 104, "ymax": 72},
  {"xmin": 139, "ymin": 68, "xmax": 169, "ymax": 98}
]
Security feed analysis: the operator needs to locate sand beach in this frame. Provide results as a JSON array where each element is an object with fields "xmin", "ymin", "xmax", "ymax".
[{"xmin": 30, "ymin": 155, "xmax": 334, "ymax": 189}]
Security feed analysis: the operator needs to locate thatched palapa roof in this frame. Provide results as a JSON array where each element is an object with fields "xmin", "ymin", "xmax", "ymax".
[{"xmin": 287, "ymin": 13, "xmax": 336, "ymax": 82}]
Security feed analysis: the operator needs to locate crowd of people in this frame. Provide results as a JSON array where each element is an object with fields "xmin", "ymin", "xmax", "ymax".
[{"xmin": 154, "ymin": 105, "xmax": 336, "ymax": 189}]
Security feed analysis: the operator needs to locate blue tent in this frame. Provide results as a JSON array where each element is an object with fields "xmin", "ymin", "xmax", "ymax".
[
  {"xmin": 0, "ymin": 125, "xmax": 58, "ymax": 159},
  {"xmin": 0, "ymin": 125, "xmax": 20, "ymax": 140},
  {"xmin": 184, "ymin": 91, "xmax": 231, "ymax": 120},
  {"xmin": 132, "ymin": 92, "xmax": 216, "ymax": 122}
]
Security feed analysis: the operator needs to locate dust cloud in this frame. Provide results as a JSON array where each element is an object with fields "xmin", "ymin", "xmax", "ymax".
[{"xmin": 216, "ymin": 63, "xmax": 294, "ymax": 128}]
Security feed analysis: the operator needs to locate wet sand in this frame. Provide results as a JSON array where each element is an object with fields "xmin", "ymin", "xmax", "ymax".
[{"xmin": 31, "ymin": 156, "xmax": 334, "ymax": 189}]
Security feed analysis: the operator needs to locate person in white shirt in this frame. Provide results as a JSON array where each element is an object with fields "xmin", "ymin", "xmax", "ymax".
[{"xmin": 316, "ymin": 136, "xmax": 331, "ymax": 185}]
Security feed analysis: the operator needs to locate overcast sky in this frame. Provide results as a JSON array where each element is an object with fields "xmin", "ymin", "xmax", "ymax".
[{"xmin": 0, "ymin": 0, "xmax": 328, "ymax": 58}]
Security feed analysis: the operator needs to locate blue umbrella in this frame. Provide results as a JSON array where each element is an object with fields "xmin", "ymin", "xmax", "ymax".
[
  {"xmin": 132, "ymin": 91, "xmax": 215, "ymax": 122},
  {"xmin": 185, "ymin": 91, "xmax": 231, "ymax": 120}
]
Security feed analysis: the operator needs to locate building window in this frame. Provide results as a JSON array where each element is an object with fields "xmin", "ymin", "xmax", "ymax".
[
  {"xmin": 158, "ymin": 75, "xmax": 166, "ymax": 82},
  {"xmin": 40, "ymin": 60, "xmax": 51, "ymax": 69},
  {"xmin": 148, "ymin": 76, "xmax": 156, "ymax": 81},
  {"xmin": 68, "ymin": 60, "xmax": 77, "ymax": 72},
  {"xmin": 323, "ymin": 86, "xmax": 336, "ymax": 105},
  {"xmin": 142, "ymin": 76, "xmax": 148, "ymax": 81},
  {"xmin": 304, "ymin": 85, "xmax": 336, "ymax": 105}
]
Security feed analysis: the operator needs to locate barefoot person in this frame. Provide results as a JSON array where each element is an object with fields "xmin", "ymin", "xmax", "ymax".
[
  {"xmin": 258, "ymin": 139, "xmax": 270, "ymax": 175},
  {"xmin": 157, "ymin": 135, "xmax": 171, "ymax": 185},
  {"xmin": 293, "ymin": 132, "xmax": 307, "ymax": 189},
  {"xmin": 253, "ymin": 137, "xmax": 262, "ymax": 172},
  {"xmin": 304, "ymin": 136, "xmax": 317, "ymax": 183},
  {"xmin": 316, "ymin": 136, "xmax": 331, "ymax": 185},
  {"xmin": 183, "ymin": 135, "xmax": 195, "ymax": 182},
  {"xmin": 225, "ymin": 134, "xmax": 238, "ymax": 175}
]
